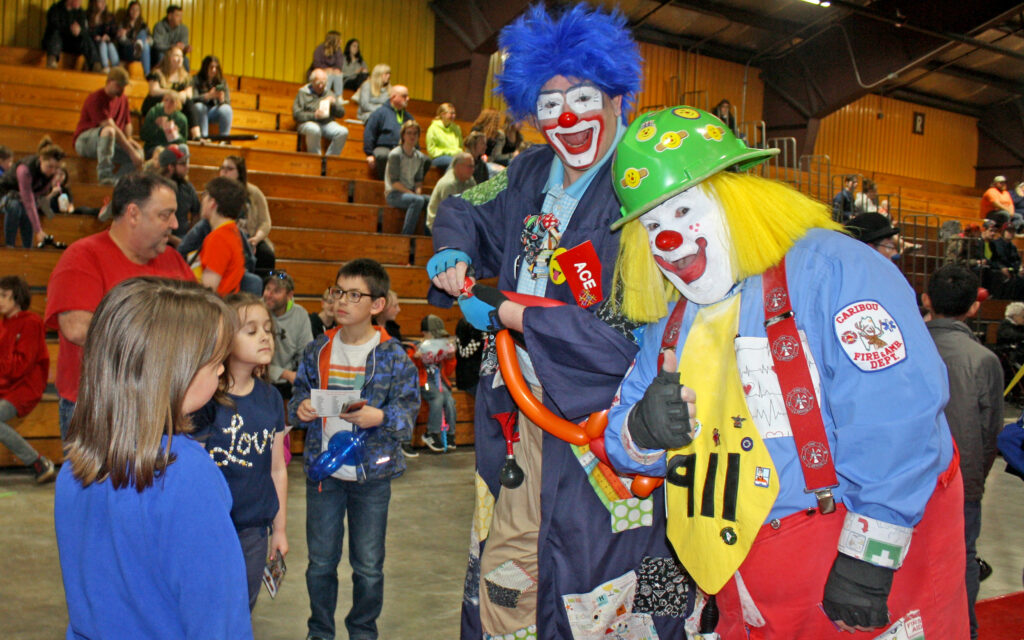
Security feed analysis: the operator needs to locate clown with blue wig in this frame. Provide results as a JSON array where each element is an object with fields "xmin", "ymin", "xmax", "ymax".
[{"xmin": 428, "ymin": 4, "xmax": 693, "ymax": 639}]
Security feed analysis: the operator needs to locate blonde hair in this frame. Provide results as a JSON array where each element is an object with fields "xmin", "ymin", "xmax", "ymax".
[
  {"xmin": 435, "ymin": 102, "xmax": 455, "ymax": 119},
  {"xmin": 156, "ymin": 46, "xmax": 188, "ymax": 84},
  {"xmin": 612, "ymin": 172, "xmax": 841, "ymax": 322},
  {"xmin": 369, "ymin": 64, "xmax": 391, "ymax": 97},
  {"xmin": 65, "ymin": 278, "xmax": 236, "ymax": 491}
]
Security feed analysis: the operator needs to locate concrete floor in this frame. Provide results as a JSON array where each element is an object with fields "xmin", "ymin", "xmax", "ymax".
[{"xmin": 1, "ymin": 438, "xmax": 1022, "ymax": 639}]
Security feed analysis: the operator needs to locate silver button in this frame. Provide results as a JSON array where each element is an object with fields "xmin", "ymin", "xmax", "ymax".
[{"xmin": 770, "ymin": 518, "xmax": 781, "ymax": 530}]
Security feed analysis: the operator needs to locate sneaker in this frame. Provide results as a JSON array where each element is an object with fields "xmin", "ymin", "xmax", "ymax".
[
  {"xmin": 401, "ymin": 443, "xmax": 419, "ymax": 459},
  {"xmin": 46, "ymin": 55, "xmax": 58, "ymax": 69},
  {"xmin": 422, "ymin": 432, "xmax": 445, "ymax": 453},
  {"xmin": 978, "ymin": 557, "xmax": 993, "ymax": 582},
  {"xmin": 33, "ymin": 456, "xmax": 56, "ymax": 484}
]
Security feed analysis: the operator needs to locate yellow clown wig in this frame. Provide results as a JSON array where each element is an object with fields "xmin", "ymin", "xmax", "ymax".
[{"xmin": 611, "ymin": 172, "xmax": 843, "ymax": 323}]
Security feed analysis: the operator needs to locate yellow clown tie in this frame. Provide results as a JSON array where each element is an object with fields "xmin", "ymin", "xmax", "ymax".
[{"xmin": 664, "ymin": 294, "xmax": 779, "ymax": 595}]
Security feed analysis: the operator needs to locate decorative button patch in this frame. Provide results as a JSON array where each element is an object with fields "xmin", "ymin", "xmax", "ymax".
[
  {"xmin": 834, "ymin": 300, "xmax": 906, "ymax": 371},
  {"xmin": 654, "ymin": 130, "xmax": 688, "ymax": 152},
  {"xmin": 620, "ymin": 167, "xmax": 649, "ymax": 189},
  {"xmin": 636, "ymin": 119, "xmax": 656, "ymax": 142}
]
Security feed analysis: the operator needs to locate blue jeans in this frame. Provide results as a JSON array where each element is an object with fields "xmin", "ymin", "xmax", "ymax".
[
  {"xmin": 3, "ymin": 196, "xmax": 33, "ymax": 248},
  {"xmin": 306, "ymin": 477, "xmax": 391, "ymax": 640},
  {"xmin": 137, "ymin": 31, "xmax": 151, "ymax": 75},
  {"xmin": 194, "ymin": 102, "xmax": 233, "ymax": 137},
  {"xmin": 421, "ymin": 385, "xmax": 455, "ymax": 436},
  {"xmin": 97, "ymin": 40, "xmax": 119, "ymax": 68},
  {"xmin": 431, "ymin": 155, "xmax": 453, "ymax": 171},
  {"xmin": 298, "ymin": 121, "xmax": 349, "ymax": 156},
  {"xmin": 386, "ymin": 191, "xmax": 429, "ymax": 235},
  {"xmin": 58, "ymin": 396, "xmax": 75, "ymax": 441},
  {"xmin": 965, "ymin": 500, "xmax": 981, "ymax": 639},
  {"xmin": 0, "ymin": 399, "xmax": 40, "ymax": 465}
]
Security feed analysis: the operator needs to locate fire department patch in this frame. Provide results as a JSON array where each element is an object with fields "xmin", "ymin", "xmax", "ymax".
[{"xmin": 833, "ymin": 300, "xmax": 906, "ymax": 372}]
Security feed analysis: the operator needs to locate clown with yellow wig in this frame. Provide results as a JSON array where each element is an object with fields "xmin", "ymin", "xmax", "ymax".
[{"xmin": 603, "ymin": 106, "xmax": 969, "ymax": 638}]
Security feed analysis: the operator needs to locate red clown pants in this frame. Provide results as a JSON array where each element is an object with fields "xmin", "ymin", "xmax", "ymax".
[{"xmin": 716, "ymin": 468, "xmax": 968, "ymax": 639}]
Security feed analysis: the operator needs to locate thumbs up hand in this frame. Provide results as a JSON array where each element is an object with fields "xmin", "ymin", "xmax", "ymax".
[{"xmin": 626, "ymin": 349, "xmax": 697, "ymax": 451}]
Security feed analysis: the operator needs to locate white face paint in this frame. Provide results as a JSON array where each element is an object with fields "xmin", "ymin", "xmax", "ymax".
[
  {"xmin": 536, "ymin": 77, "xmax": 616, "ymax": 170},
  {"xmin": 639, "ymin": 188, "xmax": 736, "ymax": 305}
]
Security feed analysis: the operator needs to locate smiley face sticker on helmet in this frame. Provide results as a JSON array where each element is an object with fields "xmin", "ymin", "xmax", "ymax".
[
  {"xmin": 671, "ymin": 107, "xmax": 701, "ymax": 119},
  {"xmin": 636, "ymin": 119, "xmax": 657, "ymax": 142},
  {"xmin": 703, "ymin": 125, "xmax": 725, "ymax": 142},
  {"xmin": 654, "ymin": 130, "xmax": 688, "ymax": 152},
  {"xmin": 619, "ymin": 167, "xmax": 649, "ymax": 189}
]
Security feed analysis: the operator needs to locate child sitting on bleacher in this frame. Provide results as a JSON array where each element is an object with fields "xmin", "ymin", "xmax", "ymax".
[
  {"xmin": 0, "ymin": 275, "xmax": 56, "ymax": 483},
  {"xmin": 0, "ymin": 137, "xmax": 65, "ymax": 249}
]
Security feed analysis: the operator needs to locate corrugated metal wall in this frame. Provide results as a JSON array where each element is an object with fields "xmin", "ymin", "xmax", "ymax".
[
  {"xmin": 0, "ymin": 0, "xmax": 435, "ymax": 98},
  {"xmin": 815, "ymin": 94, "xmax": 977, "ymax": 187},
  {"xmin": 484, "ymin": 41, "xmax": 765, "ymax": 126}
]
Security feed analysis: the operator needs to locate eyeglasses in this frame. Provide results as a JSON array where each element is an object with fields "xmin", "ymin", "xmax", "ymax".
[{"xmin": 328, "ymin": 287, "xmax": 374, "ymax": 304}]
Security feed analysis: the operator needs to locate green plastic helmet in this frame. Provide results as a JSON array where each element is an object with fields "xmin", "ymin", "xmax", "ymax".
[{"xmin": 610, "ymin": 105, "xmax": 779, "ymax": 230}]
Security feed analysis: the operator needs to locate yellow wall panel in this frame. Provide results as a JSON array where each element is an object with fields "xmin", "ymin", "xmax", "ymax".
[
  {"xmin": 0, "ymin": 0, "xmax": 435, "ymax": 99},
  {"xmin": 815, "ymin": 94, "xmax": 977, "ymax": 187}
]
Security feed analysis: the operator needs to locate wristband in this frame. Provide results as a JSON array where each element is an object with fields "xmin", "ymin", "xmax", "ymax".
[{"xmin": 837, "ymin": 510, "xmax": 913, "ymax": 569}]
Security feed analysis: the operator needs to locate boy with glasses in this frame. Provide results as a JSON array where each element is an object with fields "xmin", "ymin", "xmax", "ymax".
[
  {"xmin": 289, "ymin": 258, "xmax": 419, "ymax": 640},
  {"xmin": 263, "ymin": 270, "xmax": 313, "ymax": 401}
]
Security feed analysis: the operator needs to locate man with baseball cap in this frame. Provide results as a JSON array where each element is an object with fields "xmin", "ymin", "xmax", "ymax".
[
  {"xmin": 158, "ymin": 143, "xmax": 199, "ymax": 244},
  {"xmin": 980, "ymin": 175, "xmax": 1013, "ymax": 225}
]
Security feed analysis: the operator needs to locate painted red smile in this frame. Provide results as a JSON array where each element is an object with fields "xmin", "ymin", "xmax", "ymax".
[
  {"xmin": 555, "ymin": 129, "xmax": 593, "ymax": 154},
  {"xmin": 655, "ymin": 237, "xmax": 708, "ymax": 284}
]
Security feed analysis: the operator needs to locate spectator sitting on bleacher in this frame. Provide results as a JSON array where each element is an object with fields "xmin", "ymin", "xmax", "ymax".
[
  {"xmin": 426, "ymin": 103, "xmax": 462, "ymax": 171},
  {"xmin": 354, "ymin": 64, "xmax": 390, "ymax": 123},
  {"xmin": 41, "ymin": 166, "xmax": 99, "ymax": 219},
  {"xmin": 309, "ymin": 288, "xmax": 336, "ymax": 339},
  {"xmin": 293, "ymin": 69, "xmax": 349, "ymax": 157},
  {"xmin": 464, "ymin": 131, "xmax": 489, "ymax": 185},
  {"xmin": 308, "ymin": 30, "xmax": 345, "ymax": 97},
  {"xmin": 192, "ymin": 55, "xmax": 233, "ymax": 138},
  {"xmin": 470, "ymin": 108, "xmax": 503, "ymax": 164},
  {"xmin": 141, "ymin": 93, "xmax": 187, "ymax": 159},
  {"xmin": 386, "ymin": 119, "xmax": 429, "ymax": 236},
  {"xmin": 364, "ymin": 85, "xmax": 412, "ymax": 180},
  {"xmin": 832, "ymin": 174, "xmax": 857, "ymax": 222},
  {"xmin": 981, "ymin": 219, "xmax": 1024, "ymax": 300},
  {"xmin": 1011, "ymin": 181, "xmax": 1024, "ymax": 234},
  {"xmin": 712, "ymin": 98, "xmax": 742, "ymax": 138},
  {"xmin": 115, "ymin": 1, "xmax": 150, "ymax": 75},
  {"xmin": 1, "ymin": 137, "xmax": 65, "ymax": 249},
  {"xmin": 74, "ymin": 67, "xmax": 142, "ymax": 185},
  {"xmin": 151, "ymin": 4, "xmax": 190, "ymax": 70},
  {"xmin": 855, "ymin": 178, "xmax": 879, "ymax": 214},
  {"xmin": 194, "ymin": 176, "xmax": 246, "ymax": 296},
  {"xmin": 997, "ymin": 301, "xmax": 1024, "ymax": 354},
  {"xmin": 44, "ymin": 172, "xmax": 193, "ymax": 440},
  {"xmin": 156, "ymin": 144, "xmax": 199, "ymax": 244},
  {"xmin": 980, "ymin": 175, "xmax": 1014, "ymax": 226},
  {"xmin": 490, "ymin": 113, "xmax": 527, "ymax": 167},
  {"xmin": 219, "ymin": 155, "xmax": 275, "ymax": 277},
  {"xmin": 341, "ymin": 38, "xmax": 369, "ymax": 91},
  {"xmin": 263, "ymin": 270, "xmax": 313, "ymax": 402},
  {"xmin": 43, "ymin": 0, "xmax": 100, "ymax": 71},
  {"xmin": 86, "ymin": 0, "xmax": 118, "ymax": 73},
  {"xmin": 0, "ymin": 275, "xmax": 56, "ymax": 483},
  {"xmin": 426, "ymin": 151, "xmax": 474, "ymax": 232},
  {"xmin": 142, "ymin": 45, "xmax": 201, "ymax": 141},
  {"xmin": 0, "ymin": 146, "xmax": 14, "ymax": 178}
]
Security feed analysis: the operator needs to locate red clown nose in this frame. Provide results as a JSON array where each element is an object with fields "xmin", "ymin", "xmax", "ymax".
[
  {"xmin": 558, "ymin": 111, "xmax": 578, "ymax": 128},
  {"xmin": 655, "ymin": 230, "xmax": 683, "ymax": 251}
]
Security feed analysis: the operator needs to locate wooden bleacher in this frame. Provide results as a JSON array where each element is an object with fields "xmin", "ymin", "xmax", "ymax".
[{"xmin": 0, "ymin": 46, "xmax": 491, "ymax": 466}]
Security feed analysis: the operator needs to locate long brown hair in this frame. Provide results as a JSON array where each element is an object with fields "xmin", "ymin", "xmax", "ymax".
[
  {"xmin": 472, "ymin": 108, "xmax": 501, "ymax": 140},
  {"xmin": 323, "ymin": 30, "xmax": 342, "ymax": 57},
  {"xmin": 37, "ymin": 135, "xmax": 66, "ymax": 163},
  {"xmin": 65, "ymin": 277, "xmax": 236, "ymax": 491},
  {"xmin": 156, "ymin": 45, "xmax": 188, "ymax": 84}
]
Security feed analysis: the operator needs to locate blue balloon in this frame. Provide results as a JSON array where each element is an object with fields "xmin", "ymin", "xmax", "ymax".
[{"xmin": 307, "ymin": 430, "xmax": 368, "ymax": 482}]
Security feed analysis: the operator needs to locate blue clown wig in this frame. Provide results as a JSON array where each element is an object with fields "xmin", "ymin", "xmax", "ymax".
[{"xmin": 497, "ymin": 3, "xmax": 642, "ymax": 121}]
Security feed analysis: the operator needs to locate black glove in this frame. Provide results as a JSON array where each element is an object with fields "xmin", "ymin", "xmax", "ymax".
[
  {"xmin": 628, "ymin": 369, "xmax": 692, "ymax": 450},
  {"xmin": 822, "ymin": 553, "xmax": 894, "ymax": 629}
]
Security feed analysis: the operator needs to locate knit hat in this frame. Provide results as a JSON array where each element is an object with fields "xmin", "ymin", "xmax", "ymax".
[
  {"xmin": 845, "ymin": 212, "xmax": 899, "ymax": 245},
  {"xmin": 421, "ymin": 314, "xmax": 448, "ymax": 337},
  {"xmin": 158, "ymin": 144, "xmax": 189, "ymax": 167}
]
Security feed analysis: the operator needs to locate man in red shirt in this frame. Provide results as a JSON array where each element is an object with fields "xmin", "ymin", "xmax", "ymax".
[
  {"xmin": 980, "ymin": 175, "xmax": 1014, "ymax": 224},
  {"xmin": 196, "ymin": 176, "xmax": 246, "ymax": 295},
  {"xmin": 46, "ymin": 172, "xmax": 194, "ymax": 439},
  {"xmin": 73, "ymin": 67, "xmax": 143, "ymax": 185}
]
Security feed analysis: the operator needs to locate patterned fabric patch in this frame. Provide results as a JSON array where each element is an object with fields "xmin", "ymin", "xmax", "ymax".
[
  {"xmin": 872, "ymin": 609, "xmax": 924, "ymax": 640},
  {"xmin": 610, "ymin": 498, "xmax": 655, "ymax": 533},
  {"xmin": 633, "ymin": 556, "xmax": 693, "ymax": 618},
  {"xmin": 483, "ymin": 624, "xmax": 538, "ymax": 640},
  {"xmin": 484, "ymin": 560, "xmax": 537, "ymax": 609},
  {"xmin": 833, "ymin": 300, "xmax": 906, "ymax": 372},
  {"xmin": 562, "ymin": 570, "xmax": 660, "ymax": 639},
  {"xmin": 460, "ymin": 169, "xmax": 509, "ymax": 206},
  {"xmin": 473, "ymin": 472, "xmax": 496, "ymax": 543},
  {"xmin": 464, "ymin": 531, "xmax": 481, "ymax": 607}
]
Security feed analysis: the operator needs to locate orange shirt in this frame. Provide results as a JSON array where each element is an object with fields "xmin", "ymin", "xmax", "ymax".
[
  {"xmin": 198, "ymin": 220, "xmax": 245, "ymax": 295},
  {"xmin": 980, "ymin": 186, "xmax": 1013, "ymax": 218}
]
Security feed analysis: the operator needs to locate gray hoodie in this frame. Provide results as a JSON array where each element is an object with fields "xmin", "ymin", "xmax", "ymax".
[{"xmin": 269, "ymin": 302, "xmax": 314, "ymax": 383}]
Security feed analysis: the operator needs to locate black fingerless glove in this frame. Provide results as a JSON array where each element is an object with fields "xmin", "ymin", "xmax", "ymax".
[
  {"xmin": 628, "ymin": 369, "xmax": 692, "ymax": 450},
  {"xmin": 822, "ymin": 553, "xmax": 894, "ymax": 629}
]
